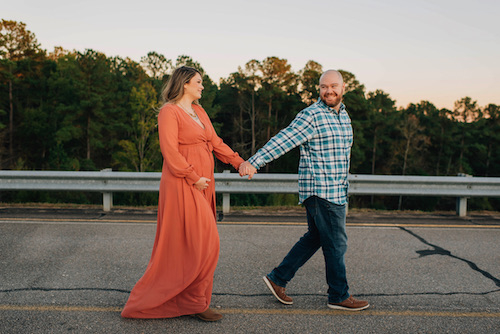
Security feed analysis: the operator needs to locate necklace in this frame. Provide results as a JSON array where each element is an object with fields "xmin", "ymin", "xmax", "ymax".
[{"xmin": 178, "ymin": 103, "xmax": 198, "ymax": 118}]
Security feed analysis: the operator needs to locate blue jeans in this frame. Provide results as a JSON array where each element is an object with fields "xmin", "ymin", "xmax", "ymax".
[{"xmin": 267, "ymin": 196, "xmax": 349, "ymax": 303}]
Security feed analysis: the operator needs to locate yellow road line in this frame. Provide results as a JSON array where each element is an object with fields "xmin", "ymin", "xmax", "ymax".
[
  {"xmin": 0, "ymin": 305, "xmax": 498, "ymax": 317},
  {"xmin": 0, "ymin": 305, "xmax": 122, "ymax": 312},
  {"xmin": 1, "ymin": 218, "xmax": 499, "ymax": 229},
  {"xmin": 347, "ymin": 223, "xmax": 500, "ymax": 229},
  {"xmin": 220, "ymin": 221, "xmax": 306, "ymax": 226},
  {"xmin": 0, "ymin": 218, "xmax": 156, "ymax": 224},
  {"xmin": 219, "ymin": 222, "xmax": 500, "ymax": 229},
  {"xmin": 221, "ymin": 308, "xmax": 500, "ymax": 318}
]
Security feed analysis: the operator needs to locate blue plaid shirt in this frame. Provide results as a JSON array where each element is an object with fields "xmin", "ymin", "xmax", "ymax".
[{"xmin": 248, "ymin": 100, "xmax": 353, "ymax": 205}]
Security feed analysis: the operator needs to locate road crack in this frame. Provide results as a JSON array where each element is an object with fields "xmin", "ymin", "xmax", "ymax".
[{"xmin": 398, "ymin": 226, "xmax": 500, "ymax": 288}]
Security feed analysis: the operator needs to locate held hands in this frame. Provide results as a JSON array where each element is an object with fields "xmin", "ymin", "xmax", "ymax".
[
  {"xmin": 239, "ymin": 161, "xmax": 257, "ymax": 180},
  {"xmin": 194, "ymin": 177, "xmax": 211, "ymax": 191},
  {"xmin": 195, "ymin": 161, "xmax": 255, "ymax": 191}
]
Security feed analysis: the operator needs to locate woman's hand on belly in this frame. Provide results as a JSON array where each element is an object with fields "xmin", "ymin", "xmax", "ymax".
[{"xmin": 194, "ymin": 177, "xmax": 211, "ymax": 191}]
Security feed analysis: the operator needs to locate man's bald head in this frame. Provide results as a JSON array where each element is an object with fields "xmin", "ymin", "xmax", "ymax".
[{"xmin": 319, "ymin": 70, "xmax": 344, "ymax": 85}]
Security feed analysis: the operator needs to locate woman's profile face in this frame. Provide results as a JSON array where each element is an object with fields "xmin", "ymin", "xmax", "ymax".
[{"xmin": 183, "ymin": 73, "xmax": 204, "ymax": 100}]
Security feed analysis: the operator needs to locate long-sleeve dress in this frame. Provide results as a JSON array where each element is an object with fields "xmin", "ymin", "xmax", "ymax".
[{"xmin": 121, "ymin": 103, "xmax": 244, "ymax": 319}]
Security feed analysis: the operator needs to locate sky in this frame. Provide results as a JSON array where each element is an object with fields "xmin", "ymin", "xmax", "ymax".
[{"xmin": 4, "ymin": 0, "xmax": 500, "ymax": 110}]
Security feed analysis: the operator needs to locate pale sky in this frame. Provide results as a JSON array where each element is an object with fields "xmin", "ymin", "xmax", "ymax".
[{"xmin": 4, "ymin": 0, "xmax": 500, "ymax": 110}]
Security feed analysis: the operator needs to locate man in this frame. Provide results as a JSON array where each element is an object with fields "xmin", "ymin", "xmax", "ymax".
[{"xmin": 239, "ymin": 70, "xmax": 369, "ymax": 311}]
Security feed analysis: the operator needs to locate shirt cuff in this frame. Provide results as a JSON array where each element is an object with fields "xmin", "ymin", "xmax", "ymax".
[
  {"xmin": 248, "ymin": 155, "xmax": 264, "ymax": 169},
  {"xmin": 232, "ymin": 157, "xmax": 245, "ymax": 171},
  {"xmin": 185, "ymin": 170, "xmax": 201, "ymax": 185}
]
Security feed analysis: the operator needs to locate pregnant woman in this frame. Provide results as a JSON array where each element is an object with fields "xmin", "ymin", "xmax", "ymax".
[{"xmin": 121, "ymin": 66, "xmax": 244, "ymax": 322}]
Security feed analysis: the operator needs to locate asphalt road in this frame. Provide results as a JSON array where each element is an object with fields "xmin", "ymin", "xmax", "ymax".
[{"xmin": 0, "ymin": 206, "xmax": 499, "ymax": 333}]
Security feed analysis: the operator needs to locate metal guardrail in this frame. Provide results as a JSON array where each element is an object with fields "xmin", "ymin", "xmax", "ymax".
[{"xmin": 1, "ymin": 170, "xmax": 500, "ymax": 216}]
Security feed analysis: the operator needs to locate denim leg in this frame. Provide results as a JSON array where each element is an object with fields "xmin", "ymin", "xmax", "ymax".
[
  {"xmin": 268, "ymin": 197, "xmax": 321, "ymax": 287},
  {"xmin": 314, "ymin": 197, "xmax": 349, "ymax": 303}
]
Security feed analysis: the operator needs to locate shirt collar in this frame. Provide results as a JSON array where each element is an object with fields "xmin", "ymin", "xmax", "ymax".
[{"xmin": 318, "ymin": 99, "xmax": 345, "ymax": 114}]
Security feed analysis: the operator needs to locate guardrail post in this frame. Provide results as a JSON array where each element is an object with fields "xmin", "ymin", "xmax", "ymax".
[
  {"xmin": 456, "ymin": 173, "xmax": 471, "ymax": 217},
  {"xmin": 101, "ymin": 168, "xmax": 113, "ymax": 212},
  {"xmin": 222, "ymin": 170, "xmax": 231, "ymax": 214},
  {"xmin": 103, "ymin": 192, "xmax": 113, "ymax": 212}
]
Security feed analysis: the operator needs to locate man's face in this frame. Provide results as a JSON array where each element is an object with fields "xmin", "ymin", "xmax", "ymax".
[{"xmin": 319, "ymin": 72, "xmax": 345, "ymax": 109}]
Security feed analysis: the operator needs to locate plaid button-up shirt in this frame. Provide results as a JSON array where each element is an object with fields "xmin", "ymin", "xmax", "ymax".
[{"xmin": 248, "ymin": 100, "xmax": 353, "ymax": 205}]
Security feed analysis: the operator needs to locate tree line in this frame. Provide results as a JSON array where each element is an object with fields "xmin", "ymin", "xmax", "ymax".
[{"xmin": 1, "ymin": 19, "xmax": 499, "ymax": 210}]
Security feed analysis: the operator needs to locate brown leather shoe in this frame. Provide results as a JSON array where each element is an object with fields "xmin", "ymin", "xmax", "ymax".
[
  {"xmin": 194, "ymin": 308, "xmax": 223, "ymax": 322},
  {"xmin": 327, "ymin": 296, "xmax": 369, "ymax": 311},
  {"xmin": 263, "ymin": 276, "xmax": 293, "ymax": 305}
]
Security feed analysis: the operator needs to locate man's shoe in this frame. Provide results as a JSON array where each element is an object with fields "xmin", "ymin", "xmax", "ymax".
[
  {"xmin": 263, "ymin": 276, "xmax": 293, "ymax": 305},
  {"xmin": 327, "ymin": 296, "xmax": 369, "ymax": 311},
  {"xmin": 194, "ymin": 308, "xmax": 223, "ymax": 322}
]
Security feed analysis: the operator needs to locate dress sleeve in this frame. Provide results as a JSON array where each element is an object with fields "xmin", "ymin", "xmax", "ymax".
[{"xmin": 158, "ymin": 106, "xmax": 201, "ymax": 185}]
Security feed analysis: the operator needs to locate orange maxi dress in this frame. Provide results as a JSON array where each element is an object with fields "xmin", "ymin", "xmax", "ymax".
[{"xmin": 121, "ymin": 104, "xmax": 244, "ymax": 319}]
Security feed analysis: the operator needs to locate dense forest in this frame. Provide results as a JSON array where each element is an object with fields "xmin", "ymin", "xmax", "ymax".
[{"xmin": 1, "ymin": 19, "xmax": 499, "ymax": 211}]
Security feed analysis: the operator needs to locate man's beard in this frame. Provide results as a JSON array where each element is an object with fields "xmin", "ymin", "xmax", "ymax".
[{"xmin": 322, "ymin": 93, "xmax": 342, "ymax": 108}]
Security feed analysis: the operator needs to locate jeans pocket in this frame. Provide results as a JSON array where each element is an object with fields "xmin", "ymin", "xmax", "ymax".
[{"xmin": 304, "ymin": 196, "xmax": 318, "ymax": 215}]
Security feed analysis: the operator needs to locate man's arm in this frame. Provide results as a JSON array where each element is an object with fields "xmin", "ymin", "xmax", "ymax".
[{"xmin": 244, "ymin": 108, "xmax": 315, "ymax": 176}]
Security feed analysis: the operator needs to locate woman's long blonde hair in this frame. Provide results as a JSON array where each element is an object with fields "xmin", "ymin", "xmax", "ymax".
[{"xmin": 161, "ymin": 66, "xmax": 202, "ymax": 105}]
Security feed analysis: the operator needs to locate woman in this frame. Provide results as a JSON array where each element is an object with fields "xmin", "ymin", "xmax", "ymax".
[{"xmin": 121, "ymin": 66, "xmax": 244, "ymax": 322}]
